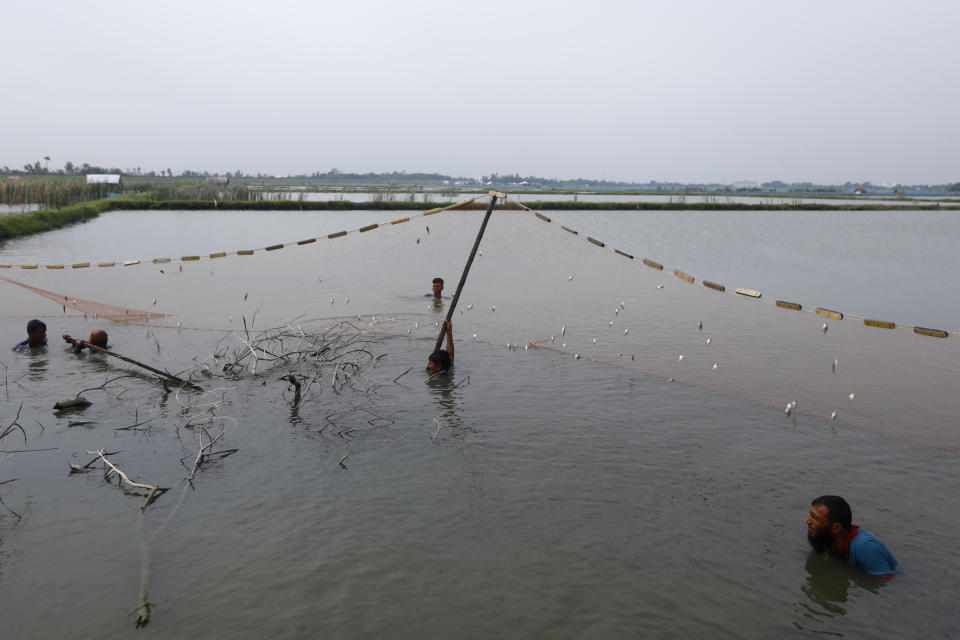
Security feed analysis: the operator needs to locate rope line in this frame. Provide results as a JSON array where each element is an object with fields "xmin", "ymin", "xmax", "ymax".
[
  {"xmin": 0, "ymin": 196, "xmax": 483, "ymax": 271},
  {"xmin": 3, "ymin": 192, "xmax": 954, "ymax": 338},
  {"xmin": 508, "ymin": 198, "xmax": 958, "ymax": 339}
]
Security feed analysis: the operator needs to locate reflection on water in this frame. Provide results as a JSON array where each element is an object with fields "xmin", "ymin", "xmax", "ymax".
[
  {"xmin": 21, "ymin": 350, "xmax": 49, "ymax": 383},
  {"xmin": 426, "ymin": 372, "xmax": 464, "ymax": 430},
  {"xmin": 795, "ymin": 551, "xmax": 891, "ymax": 635},
  {"xmin": 799, "ymin": 552, "xmax": 851, "ymax": 622}
]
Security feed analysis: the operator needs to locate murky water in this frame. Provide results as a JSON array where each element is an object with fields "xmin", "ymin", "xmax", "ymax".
[{"xmin": 1, "ymin": 207, "xmax": 959, "ymax": 637}]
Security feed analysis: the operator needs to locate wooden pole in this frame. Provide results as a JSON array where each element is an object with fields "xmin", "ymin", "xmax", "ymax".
[
  {"xmin": 433, "ymin": 191, "xmax": 503, "ymax": 353},
  {"xmin": 63, "ymin": 335, "xmax": 202, "ymax": 391}
]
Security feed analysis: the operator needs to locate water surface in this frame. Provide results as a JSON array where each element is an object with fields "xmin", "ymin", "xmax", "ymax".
[{"xmin": 1, "ymin": 206, "xmax": 958, "ymax": 637}]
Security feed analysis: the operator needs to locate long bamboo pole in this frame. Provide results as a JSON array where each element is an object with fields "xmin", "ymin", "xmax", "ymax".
[
  {"xmin": 433, "ymin": 191, "xmax": 503, "ymax": 353},
  {"xmin": 62, "ymin": 334, "xmax": 202, "ymax": 391}
]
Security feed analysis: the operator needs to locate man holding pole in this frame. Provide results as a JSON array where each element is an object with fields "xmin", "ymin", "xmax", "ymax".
[
  {"xmin": 428, "ymin": 191, "xmax": 504, "ymax": 373},
  {"xmin": 427, "ymin": 319, "xmax": 454, "ymax": 373}
]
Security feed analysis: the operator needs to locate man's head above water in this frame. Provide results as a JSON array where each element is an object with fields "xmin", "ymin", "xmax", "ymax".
[
  {"xmin": 431, "ymin": 277, "xmax": 444, "ymax": 298},
  {"xmin": 806, "ymin": 495, "xmax": 852, "ymax": 553}
]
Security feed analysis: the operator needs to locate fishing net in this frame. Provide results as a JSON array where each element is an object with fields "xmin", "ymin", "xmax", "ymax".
[{"xmin": 2, "ymin": 196, "xmax": 958, "ymax": 449}]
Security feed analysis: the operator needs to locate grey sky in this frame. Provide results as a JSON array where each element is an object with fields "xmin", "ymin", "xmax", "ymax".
[{"xmin": 4, "ymin": 0, "xmax": 958, "ymax": 184}]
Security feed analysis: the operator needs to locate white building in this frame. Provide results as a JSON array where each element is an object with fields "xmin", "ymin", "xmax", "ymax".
[{"xmin": 86, "ymin": 174, "xmax": 121, "ymax": 184}]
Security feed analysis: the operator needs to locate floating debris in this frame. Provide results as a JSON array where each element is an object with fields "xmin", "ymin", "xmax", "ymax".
[
  {"xmin": 706, "ymin": 338, "xmax": 712, "ymax": 345},
  {"xmin": 491, "ymin": 305, "xmax": 496, "ymax": 312},
  {"xmin": 561, "ymin": 325, "xmax": 566, "ymax": 336},
  {"xmin": 678, "ymin": 354, "xmax": 684, "ymax": 361},
  {"xmin": 657, "ymin": 284, "xmax": 664, "ymax": 289},
  {"xmin": 832, "ymin": 359, "xmax": 838, "ymax": 374},
  {"xmin": 831, "ymin": 410, "xmax": 838, "ymax": 421},
  {"xmin": 569, "ymin": 275, "xmax": 574, "ymax": 281},
  {"xmin": 624, "ymin": 328, "xmax": 629, "ymax": 335},
  {"xmin": 467, "ymin": 304, "xmax": 473, "ymax": 310},
  {"xmin": 698, "ymin": 321, "xmax": 703, "ymax": 331},
  {"xmin": 712, "ymin": 363, "xmax": 718, "ymax": 371},
  {"xmin": 54, "ymin": 397, "xmax": 92, "ymax": 411},
  {"xmin": 849, "ymin": 393, "xmax": 855, "ymax": 400},
  {"xmin": 822, "ymin": 323, "xmax": 829, "ymax": 334}
]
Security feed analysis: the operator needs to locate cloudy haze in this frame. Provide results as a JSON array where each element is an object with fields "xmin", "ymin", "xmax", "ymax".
[{"xmin": 4, "ymin": 0, "xmax": 959, "ymax": 184}]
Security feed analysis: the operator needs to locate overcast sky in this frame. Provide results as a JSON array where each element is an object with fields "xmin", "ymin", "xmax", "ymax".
[{"xmin": 4, "ymin": 1, "xmax": 958, "ymax": 184}]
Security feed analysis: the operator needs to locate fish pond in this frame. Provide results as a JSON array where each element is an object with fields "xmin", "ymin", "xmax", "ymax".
[{"xmin": 1, "ymin": 207, "xmax": 958, "ymax": 638}]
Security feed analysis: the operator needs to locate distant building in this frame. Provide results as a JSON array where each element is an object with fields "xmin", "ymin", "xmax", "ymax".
[
  {"xmin": 86, "ymin": 174, "xmax": 121, "ymax": 184},
  {"xmin": 205, "ymin": 176, "xmax": 230, "ymax": 185},
  {"xmin": 854, "ymin": 187, "xmax": 868, "ymax": 195}
]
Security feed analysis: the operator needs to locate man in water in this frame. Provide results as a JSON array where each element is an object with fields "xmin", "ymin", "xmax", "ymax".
[
  {"xmin": 12, "ymin": 319, "xmax": 47, "ymax": 350},
  {"xmin": 806, "ymin": 495, "xmax": 897, "ymax": 578},
  {"xmin": 427, "ymin": 319, "xmax": 454, "ymax": 374},
  {"xmin": 63, "ymin": 330, "xmax": 109, "ymax": 353},
  {"xmin": 426, "ymin": 277, "xmax": 444, "ymax": 298}
]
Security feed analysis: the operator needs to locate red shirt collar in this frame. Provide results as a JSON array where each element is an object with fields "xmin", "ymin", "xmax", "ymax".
[{"xmin": 836, "ymin": 524, "xmax": 859, "ymax": 555}]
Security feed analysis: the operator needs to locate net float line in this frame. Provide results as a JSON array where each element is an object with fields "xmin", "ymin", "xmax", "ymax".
[
  {"xmin": 508, "ymin": 198, "xmax": 957, "ymax": 339},
  {"xmin": 0, "ymin": 195, "xmax": 484, "ymax": 272}
]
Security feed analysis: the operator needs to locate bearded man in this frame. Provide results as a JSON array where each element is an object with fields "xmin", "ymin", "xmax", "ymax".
[{"xmin": 806, "ymin": 495, "xmax": 898, "ymax": 579}]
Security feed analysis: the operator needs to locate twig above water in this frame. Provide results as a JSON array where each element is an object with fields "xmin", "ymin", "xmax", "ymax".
[
  {"xmin": 1, "ymin": 402, "xmax": 26, "ymax": 445},
  {"xmin": 84, "ymin": 449, "xmax": 167, "ymax": 512}
]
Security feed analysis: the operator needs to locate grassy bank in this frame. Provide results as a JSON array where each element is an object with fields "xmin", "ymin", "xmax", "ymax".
[
  {"xmin": 3, "ymin": 195, "xmax": 957, "ymax": 242},
  {"xmin": 0, "ymin": 194, "xmax": 149, "ymax": 241}
]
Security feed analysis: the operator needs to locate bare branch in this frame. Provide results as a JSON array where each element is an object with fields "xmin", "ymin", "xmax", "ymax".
[
  {"xmin": 1, "ymin": 402, "xmax": 26, "ymax": 445},
  {"xmin": 84, "ymin": 449, "xmax": 167, "ymax": 512}
]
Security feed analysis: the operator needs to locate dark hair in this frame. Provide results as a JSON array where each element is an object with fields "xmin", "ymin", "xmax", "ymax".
[
  {"xmin": 432, "ymin": 277, "xmax": 444, "ymax": 285},
  {"xmin": 428, "ymin": 349, "xmax": 451, "ymax": 371},
  {"xmin": 27, "ymin": 319, "xmax": 46, "ymax": 334},
  {"xmin": 812, "ymin": 495, "xmax": 852, "ymax": 530},
  {"xmin": 89, "ymin": 330, "xmax": 108, "ymax": 348}
]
